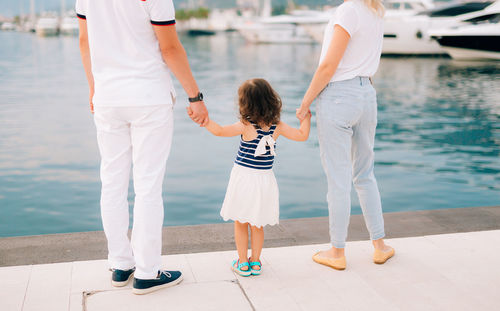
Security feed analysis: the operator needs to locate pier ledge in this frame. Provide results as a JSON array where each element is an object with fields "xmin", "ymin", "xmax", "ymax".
[{"xmin": 1, "ymin": 205, "xmax": 499, "ymax": 267}]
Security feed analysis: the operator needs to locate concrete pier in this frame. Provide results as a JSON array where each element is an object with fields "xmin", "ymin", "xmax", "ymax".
[
  {"xmin": 1, "ymin": 206, "xmax": 499, "ymax": 267},
  {"xmin": 1, "ymin": 206, "xmax": 499, "ymax": 311}
]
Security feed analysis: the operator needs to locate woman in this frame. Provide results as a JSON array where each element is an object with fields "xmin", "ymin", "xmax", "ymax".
[{"xmin": 296, "ymin": 0, "xmax": 394, "ymax": 270}]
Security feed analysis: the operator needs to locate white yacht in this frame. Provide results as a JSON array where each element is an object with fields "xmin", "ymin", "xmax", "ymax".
[
  {"xmin": 384, "ymin": 0, "xmax": 434, "ymax": 18},
  {"xmin": 238, "ymin": 11, "xmax": 329, "ymax": 44},
  {"xmin": 382, "ymin": 0, "xmax": 440, "ymax": 54},
  {"xmin": 384, "ymin": 1, "xmax": 497, "ymax": 55},
  {"xmin": 35, "ymin": 16, "xmax": 59, "ymax": 36},
  {"xmin": 301, "ymin": 0, "xmax": 436, "ymax": 51},
  {"xmin": 237, "ymin": 0, "xmax": 327, "ymax": 44},
  {"xmin": 430, "ymin": 6, "xmax": 500, "ymax": 60},
  {"xmin": 22, "ymin": 0, "xmax": 37, "ymax": 33},
  {"xmin": 302, "ymin": 0, "xmax": 498, "ymax": 55},
  {"xmin": 59, "ymin": 0, "xmax": 79, "ymax": 36},
  {"xmin": 1, "ymin": 22, "xmax": 16, "ymax": 31},
  {"xmin": 59, "ymin": 15, "xmax": 79, "ymax": 36},
  {"xmin": 300, "ymin": 8, "xmax": 336, "ymax": 43}
]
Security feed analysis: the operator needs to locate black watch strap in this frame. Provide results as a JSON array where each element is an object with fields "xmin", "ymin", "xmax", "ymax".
[{"xmin": 188, "ymin": 92, "xmax": 203, "ymax": 103}]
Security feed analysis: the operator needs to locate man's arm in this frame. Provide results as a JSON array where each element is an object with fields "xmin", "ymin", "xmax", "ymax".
[
  {"xmin": 78, "ymin": 18, "xmax": 94, "ymax": 113},
  {"xmin": 153, "ymin": 25, "xmax": 208, "ymax": 126}
]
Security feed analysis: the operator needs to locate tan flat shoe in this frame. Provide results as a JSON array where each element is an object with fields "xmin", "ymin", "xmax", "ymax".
[
  {"xmin": 312, "ymin": 252, "xmax": 346, "ymax": 270},
  {"xmin": 373, "ymin": 247, "xmax": 395, "ymax": 264}
]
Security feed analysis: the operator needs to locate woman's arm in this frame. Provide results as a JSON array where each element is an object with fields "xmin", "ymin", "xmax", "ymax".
[
  {"xmin": 297, "ymin": 25, "xmax": 350, "ymax": 119},
  {"xmin": 275, "ymin": 112, "xmax": 312, "ymax": 142},
  {"xmin": 78, "ymin": 19, "xmax": 94, "ymax": 113}
]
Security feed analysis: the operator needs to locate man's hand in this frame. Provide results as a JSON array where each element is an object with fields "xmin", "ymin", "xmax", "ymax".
[{"xmin": 187, "ymin": 101, "xmax": 209, "ymax": 126}]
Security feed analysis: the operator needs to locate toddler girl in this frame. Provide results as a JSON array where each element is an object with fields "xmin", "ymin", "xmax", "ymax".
[{"xmin": 192, "ymin": 78, "xmax": 311, "ymax": 276}]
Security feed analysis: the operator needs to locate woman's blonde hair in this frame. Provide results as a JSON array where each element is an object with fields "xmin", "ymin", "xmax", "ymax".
[{"xmin": 364, "ymin": 0, "xmax": 385, "ymax": 17}]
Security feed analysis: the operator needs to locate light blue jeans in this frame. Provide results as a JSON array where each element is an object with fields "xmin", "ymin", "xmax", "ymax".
[{"xmin": 316, "ymin": 76, "xmax": 385, "ymax": 248}]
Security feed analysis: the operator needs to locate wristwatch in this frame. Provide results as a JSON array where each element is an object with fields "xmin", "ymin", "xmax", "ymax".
[{"xmin": 188, "ymin": 92, "xmax": 203, "ymax": 103}]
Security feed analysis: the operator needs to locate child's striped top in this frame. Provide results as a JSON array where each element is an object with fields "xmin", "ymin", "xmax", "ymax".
[{"xmin": 235, "ymin": 123, "xmax": 277, "ymax": 170}]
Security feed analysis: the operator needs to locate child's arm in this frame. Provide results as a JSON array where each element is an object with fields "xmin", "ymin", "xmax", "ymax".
[
  {"xmin": 187, "ymin": 106, "xmax": 243, "ymax": 137},
  {"xmin": 275, "ymin": 111, "xmax": 311, "ymax": 142},
  {"xmin": 205, "ymin": 119, "xmax": 244, "ymax": 137}
]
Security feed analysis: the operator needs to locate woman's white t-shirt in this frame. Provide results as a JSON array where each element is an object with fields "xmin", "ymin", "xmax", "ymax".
[{"xmin": 319, "ymin": 0, "xmax": 384, "ymax": 82}]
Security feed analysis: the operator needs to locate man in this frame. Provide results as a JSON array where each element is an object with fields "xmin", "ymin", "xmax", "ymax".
[{"xmin": 77, "ymin": 0, "xmax": 208, "ymax": 295}]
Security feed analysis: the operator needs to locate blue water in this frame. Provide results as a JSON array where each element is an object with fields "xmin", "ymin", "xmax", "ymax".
[{"xmin": 0, "ymin": 31, "xmax": 499, "ymax": 237}]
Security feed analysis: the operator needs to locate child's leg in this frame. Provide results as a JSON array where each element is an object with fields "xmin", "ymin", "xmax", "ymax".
[
  {"xmin": 234, "ymin": 221, "xmax": 249, "ymax": 270},
  {"xmin": 250, "ymin": 225, "xmax": 264, "ymax": 270}
]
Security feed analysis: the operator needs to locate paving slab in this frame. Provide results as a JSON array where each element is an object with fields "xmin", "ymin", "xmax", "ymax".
[
  {"xmin": 0, "ymin": 265, "xmax": 31, "ymax": 311},
  {"xmin": 85, "ymin": 281, "xmax": 252, "ymax": 311},
  {"xmin": 185, "ymin": 250, "xmax": 236, "ymax": 283},
  {"xmin": 160, "ymin": 254, "xmax": 197, "ymax": 285},
  {"xmin": 1, "ymin": 230, "xmax": 499, "ymax": 311},
  {"xmin": 22, "ymin": 262, "xmax": 72, "ymax": 311},
  {"xmin": 68, "ymin": 293, "xmax": 83, "ymax": 311},
  {"xmin": 71, "ymin": 259, "xmax": 114, "ymax": 294}
]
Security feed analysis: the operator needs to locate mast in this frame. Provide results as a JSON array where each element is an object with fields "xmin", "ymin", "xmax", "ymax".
[
  {"xmin": 30, "ymin": 0, "xmax": 36, "ymax": 26},
  {"xmin": 262, "ymin": 0, "xmax": 272, "ymax": 17},
  {"xmin": 20, "ymin": 0, "xmax": 24, "ymax": 21},
  {"xmin": 30, "ymin": 0, "xmax": 36, "ymax": 18},
  {"xmin": 61, "ymin": 0, "xmax": 66, "ymax": 17}
]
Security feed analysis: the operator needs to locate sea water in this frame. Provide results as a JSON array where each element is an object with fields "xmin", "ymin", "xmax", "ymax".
[{"xmin": 0, "ymin": 31, "xmax": 499, "ymax": 237}]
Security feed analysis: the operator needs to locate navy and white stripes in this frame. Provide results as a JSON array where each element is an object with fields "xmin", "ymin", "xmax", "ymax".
[{"xmin": 235, "ymin": 124, "xmax": 277, "ymax": 170}]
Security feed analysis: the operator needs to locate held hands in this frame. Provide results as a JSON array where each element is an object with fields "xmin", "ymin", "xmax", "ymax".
[
  {"xmin": 296, "ymin": 104, "xmax": 311, "ymax": 122},
  {"xmin": 186, "ymin": 101, "xmax": 209, "ymax": 127}
]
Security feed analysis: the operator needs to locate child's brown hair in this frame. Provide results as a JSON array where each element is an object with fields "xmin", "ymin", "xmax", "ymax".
[{"xmin": 238, "ymin": 78, "xmax": 282, "ymax": 128}]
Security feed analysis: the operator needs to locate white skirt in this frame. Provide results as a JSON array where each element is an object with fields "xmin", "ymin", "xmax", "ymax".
[{"xmin": 220, "ymin": 164, "xmax": 279, "ymax": 228}]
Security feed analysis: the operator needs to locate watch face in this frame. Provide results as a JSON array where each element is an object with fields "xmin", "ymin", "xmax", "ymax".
[{"xmin": 199, "ymin": 92, "xmax": 203, "ymax": 100}]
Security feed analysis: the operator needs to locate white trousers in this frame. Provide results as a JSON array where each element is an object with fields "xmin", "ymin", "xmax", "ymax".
[{"xmin": 93, "ymin": 105, "xmax": 174, "ymax": 279}]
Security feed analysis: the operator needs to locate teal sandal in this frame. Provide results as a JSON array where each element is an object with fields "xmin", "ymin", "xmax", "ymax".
[
  {"xmin": 249, "ymin": 259, "xmax": 262, "ymax": 276},
  {"xmin": 232, "ymin": 259, "xmax": 251, "ymax": 277}
]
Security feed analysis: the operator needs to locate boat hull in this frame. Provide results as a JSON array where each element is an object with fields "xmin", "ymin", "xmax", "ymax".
[
  {"xmin": 382, "ymin": 36, "xmax": 445, "ymax": 55},
  {"xmin": 60, "ymin": 28, "xmax": 79, "ymax": 36},
  {"xmin": 36, "ymin": 28, "xmax": 59, "ymax": 36},
  {"xmin": 36, "ymin": 17, "xmax": 59, "ymax": 37},
  {"xmin": 382, "ymin": 15, "xmax": 447, "ymax": 55},
  {"xmin": 60, "ymin": 17, "xmax": 79, "ymax": 36},
  {"xmin": 432, "ymin": 34, "xmax": 500, "ymax": 60},
  {"xmin": 302, "ymin": 23, "xmax": 325, "ymax": 43},
  {"xmin": 439, "ymin": 46, "xmax": 500, "ymax": 60},
  {"xmin": 238, "ymin": 24, "xmax": 315, "ymax": 44},
  {"xmin": 187, "ymin": 29, "xmax": 216, "ymax": 36},
  {"xmin": 435, "ymin": 35, "xmax": 500, "ymax": 52}
]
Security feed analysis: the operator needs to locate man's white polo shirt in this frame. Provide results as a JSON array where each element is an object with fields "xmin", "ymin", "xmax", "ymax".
[{"xmin": 76, "ymin": 0, "xmax": 177, "ymax": 107}]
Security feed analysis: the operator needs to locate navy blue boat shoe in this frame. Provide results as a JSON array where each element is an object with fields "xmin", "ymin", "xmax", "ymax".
[
  {"xmin": 111, "ymin": 268, "xmax": 135, "ymax": 287},
  {"xmin": 133, "ymin": 270, "xmax": 183, "ymax": 295}
]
